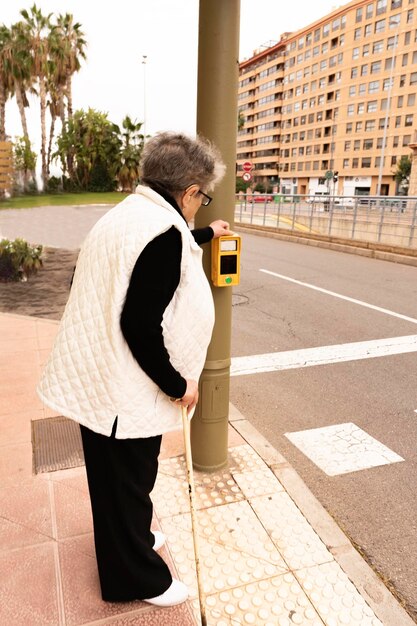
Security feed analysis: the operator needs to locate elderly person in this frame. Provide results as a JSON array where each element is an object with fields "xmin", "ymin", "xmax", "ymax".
[{"xmin": 37, "ymin": 132, "xmax": 231, "ymax": 607}]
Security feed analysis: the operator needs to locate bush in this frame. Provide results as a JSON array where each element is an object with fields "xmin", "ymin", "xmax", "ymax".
[
  {"xmin": 0, "ymin": 238, "xmax": 43, "ymax": 282},
  {"xmin": 45, "ymin": 176, "xmax": 62, "ymax": 193}
]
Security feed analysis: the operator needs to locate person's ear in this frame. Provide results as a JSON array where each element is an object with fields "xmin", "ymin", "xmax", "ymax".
[{"xmin": 181, "ymin": 185, "xmax": 198, "ymax": 211}]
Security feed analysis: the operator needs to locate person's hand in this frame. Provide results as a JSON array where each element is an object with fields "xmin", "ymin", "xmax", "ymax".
[
  {"xmin": 176, "ymin": 379, "xmax": 199, "ymax": 416},
  {"xmin": 210, "ymin": 220, "xmax": 234, "ymax": 238}
]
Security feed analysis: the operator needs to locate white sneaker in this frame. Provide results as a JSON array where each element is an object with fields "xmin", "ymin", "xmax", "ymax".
[
  {"xmin": 144, "ymin": 579, "xmax": 189, "ymax": 607},
  {"xmin": 152, "ymin": 530, "xmax": 166, "ymax": 551}
]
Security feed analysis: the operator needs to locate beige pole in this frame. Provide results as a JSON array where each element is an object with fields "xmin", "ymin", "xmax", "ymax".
[{"xmin": 192, "ymin": 0, "xmax": 241, "ymax": 471}]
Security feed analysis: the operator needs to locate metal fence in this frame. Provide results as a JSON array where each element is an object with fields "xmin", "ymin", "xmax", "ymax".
[{"xmin": 235, "ymin": 194, "xmax": 417, "ymax": 250}]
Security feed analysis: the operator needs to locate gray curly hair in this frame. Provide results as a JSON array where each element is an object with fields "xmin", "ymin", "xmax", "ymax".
[{"xmin": 140, "ymin": 131, "xmax": 226, "ymax": 193}]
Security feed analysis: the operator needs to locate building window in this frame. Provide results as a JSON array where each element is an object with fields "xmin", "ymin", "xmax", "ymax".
[
  {"xmin": 349, "ymin": 85, "xmax": 356, "ymax": 97},
  {"xmin": 393, "ymin": 136, "xmax": 399, "ymax": 147},
  {"xmin": 375, "ymin": 19, "xmax": 386, "ymax": 32},
  {"xmin": 344, "ymin": 140, "xmax": 351, "ymax": 150},
  {"xmin": 391, "ymin": 0, "xmax": 402, "ymax": 7},
  {"xmin": 322, "ymin": 42, "xmax": 329, "ymax": 54},
  {"xmin": 366, "ymin": 3, "xmax": 374, "ymax": 18},
  {"xmin": 407, "ymin": 9, "xmax": 414, "ymax": 21},
  {"xmin": 410, "ymin": 72, "xmax": 417, "ymax": 84},
  {"xmin": 400, "ymin": 74, "xmax": 406, "ymax": 86},
  {"xmin": 348, "ymin": 104, "xmax": 355, "ymax": 115},
  {"xmin": 403, "ymin": 135, "xmax": 411, "ymax": 145},
  {"xmin": 314, "ymin": 28, "xmax": 321, "ymax": 42},
  {"xmin": 376, "ymin": 0, "xmax": 387, "ymax": 14},
  {"xmin": 385, "ymin": 57, "xmax": 395, "ymax": 70},
  {"xmin": 359, "ymin": 83, "xmax": 367, "ymax": 94},
  {"xmin": 375, "ymin": 156, "xmax": 385, "ymax": 166},
  {"xmin": 346, "ymin": 123, "xmax": 353, "ymax": 133},
  {"xmin": 343, "ymin": 158, "xmax": 349, "ymax": 167},
  {"xmin": 395, "ymin": 115, "xmax": 402, "ymax": 127},
  {"xmin": 381, "ymin": 98, "xmax": 388, "ymax": 110},
  {"xmin": 369, "ymin": 80, "xmax": 380, "ymax": 93},
  {"xmin": 379, "ymin": 117, "xmax": 389, "ymax": 128},
  {"xmin": 398, "ymin": 95, "xmax": 404, "ymax": 107},
  {"xmin": 373, "ymin": 39, "xmax": 384, "ymax": 52},
  {"xmin": 391, "ymin": 156, "xmax": 397, "ymax": 165},
  {"xmin": 407, "ymin": 93, "xmax": 416, "ymax": 105},
  {"xmin": 351, "ymin": 67, "xmax": 358, "ymax": 78},
  {"xmin": 356, "ymin": 121, "xmax": 363, "ymax": 131},
  {"xmin": 364, "ymin": 24, "xmax": 372, "ymax": 36},
  {"xmin": 365, "ymin": 119, "xmax": 376, "ymax": 130},
  {"xmin": 402, "ymin": 53, "xmax": 409, "ymax": 66},
  {"xmin": 363, "ymin": 44, "xmax": 370, "ymax": 56},
  {"xmin": 383, "ymin": 77, "xmax": 393, "ymax": 90},
  {"xmin": 405, "ymin": 114, "xmax": 414, "ymax": 125},
  {"xmin": 361, "ymin": 64, "xmax": 369, "ymax": 75},
  {"xmin": 358, "ymin": 102, "xmax": 365, "ymax": 113},
  {"xmin": 405, "ymin": 31, "xmax": 411, "ymax": 44},
  {"xmin": 367, "ymin": 100, "xmax": 378, "ymax": 111},
  {"xmin": 354, "ymin": 139, "xmax": 361, "ymax": 150},
  {"xmin": 356, "ymin": 7, "xmax": 363, "ymax": 21},
  {"xmin": 413, "ymin": 50, "xmax": 417, "ymax": 63},
  {"xmin": 389, "ymin": 14, "xmax": 401, "ymax": 28},
  {"xmin": 363, "ymin": 139, "xmax": 374, "ymax": 149},
  {"xmin": 354, "ymin": 28, "xmax": 361, "ymax": 40},
  {"xmin": 352, "ymin": 158, "xmax": 359, "ymax": 168},
  {"xmin": 353, "ymin": 47, "xmax": 360, "ymax": 59},
  {"xmin": 377, "ymin": 137, "xmax": 386, "ymax": 148},
  {"xmin": 362, "ymin": 157, "xmax": 372, "ymax": 168},
  {"xmin": 323, "ymin": 23, "xmax": 330, "ymax": 37},
  {"xmin": 332, "ymin": 17, "xmax": 341, "ymax": 30},
  {"xmin": 371, "ymin": 61, "xmax": 382, "ymax": 73}
]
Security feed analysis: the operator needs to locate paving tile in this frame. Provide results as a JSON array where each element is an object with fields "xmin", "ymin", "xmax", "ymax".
[
  {"xmin": 0, "ymin": 409, "xmax": 35, "ymax": 445},
  {"xmin": 153, "ymin": 457, "xmax": 244, "ymax": 517},
  {"xmin": 296, "ymin": 561, "xmax": 383, "ymax": 625},
  {"xmin": 191, "ymin": 573, "xmax": 323, "ymax": 625},
  {"xmin": 285, "ymin": 422, "xmax": 404, "ymax": 476},
  {"xmin": 0, "ymin": 542, "xmax": 59, "ymax": 626},
  {"xmin": 99, "ymin": 603, "xmax": 196, "ymax": 625},
  {"xmin": 161, "ymin": 501, "xmax": 288, "ymax": 598},
  {"xmin": 0, "ymin": 442, "xmax": 33, "ymax": 486},
  {"xmin": 53, "ymin": 476, "xmax": 93, "ymax": 539},
  {"xmin": 0, "ymin": 478, "xmax": 52, "ymax": 550},
  {"xmin": 0, "ymin": 388, "xmax": 44, "ymax": 416},
  {"xmin": 232, "ymin": 467, "xmax": 284, "ymax": 498},
  {"xmin": 250, "ymin": 493, "xmax": 333, "ymax": 570},
  {"xmin": 0, "ymin": 336, "xmax": 39, "ymax": 354},
  {"xmin": 0, "ymin": 315, "xmax": 38, "ymax": 337},
  {"xmin": 59, "ymin": 534, "xmax": 142, "ymax": 625},
  {"xmin": 227, "ymin": 443, "xmax": 269, "ymax": 473}
]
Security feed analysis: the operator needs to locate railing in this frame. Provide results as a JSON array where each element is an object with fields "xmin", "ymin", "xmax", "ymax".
[{"xmin": 235, "ymin": 194, "xmax": 417, "ymax": 250}]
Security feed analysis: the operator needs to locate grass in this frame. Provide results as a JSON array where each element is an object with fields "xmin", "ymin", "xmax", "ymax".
[{"xmin": 0, "ymin": 192, "xmax": 130, "ymax": 210}]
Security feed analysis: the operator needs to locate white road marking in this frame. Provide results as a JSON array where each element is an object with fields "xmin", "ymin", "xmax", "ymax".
[
  {"xmin": 285, "ymin": 422, "xmax": 404, "ymax": 476},
  {"xmin": 231, "ymin": 335, "xmax": 417, "ymax": 376},
  {"xmin": 259, "ymin": 269, "xmax": 417, "ymax": 325}
]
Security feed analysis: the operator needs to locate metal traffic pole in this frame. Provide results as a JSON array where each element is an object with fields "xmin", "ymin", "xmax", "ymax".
[{"xmin": 192, "ymin": 0, "xmax": 241, "ymax": 471}]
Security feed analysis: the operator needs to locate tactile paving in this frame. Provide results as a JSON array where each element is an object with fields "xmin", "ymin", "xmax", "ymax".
[
  {"xmin": 232, "ymin": 467, "xmax": 284, "ymax": 498},
  {"xmin": 152, "ymin": 457, "xmax": 244, "ymax": 518},
  {"xmin": 191, "ymin": 574, "xmax": 323, "ymax": 625},
  {"xmin": 160, "ymin": 500, "xmax": 288, "ymax": 597},
  {"xmin": 295, "ymin": 562, "xmax": 383, "ymax": 625},
  {"xmin": 250, "ymin": 492, "xmax": 333, "ymax": 569},
  {"xmin": 227, "ymin": 444, "xmax": 269, "ymax": 473}
]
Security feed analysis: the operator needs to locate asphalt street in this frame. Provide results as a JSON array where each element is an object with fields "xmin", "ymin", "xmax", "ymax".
[{"xmin": 230, "ymin": 230, "xmax": 417, "ymax": 618}]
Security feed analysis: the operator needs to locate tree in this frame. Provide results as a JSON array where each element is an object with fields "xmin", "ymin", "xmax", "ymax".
[
  {"xmin": 0, "ymin": 25, "xmax": 13, "ymax": 141},
  {"xmin": 20, "ymin": 4, "xmax": 53, "ymax": 187},
  {"xmin": 116, "ymin": 116, "xmax": 144, "ymax": 192},
  {"xmin": 394, "ymin": 155, "xmax": 411, "ymax": 194},
  {"xmin": 238, "ymin": 111, "xmax": 245, "ymax": 131},
  {"xmin": 13, "ymin": 136, "xmax": 37, "ymax": 192},
  {"xmin": 54, "ymin": 108, "xmax": 122, "ymax": 191}
]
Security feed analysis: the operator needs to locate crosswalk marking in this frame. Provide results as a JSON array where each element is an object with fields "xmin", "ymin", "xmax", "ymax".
[{"xmin": 231, "ymin": 335, "xmax": 417, "ymax": 376}]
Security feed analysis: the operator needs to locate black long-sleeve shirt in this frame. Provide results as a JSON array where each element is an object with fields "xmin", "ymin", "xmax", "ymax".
[{"xmin": 120, "ymin": 189, "xmax": 213, "ymax": 399}]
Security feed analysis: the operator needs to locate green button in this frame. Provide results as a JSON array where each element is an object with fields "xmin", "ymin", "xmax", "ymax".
[{"xmin": 225, "ymin": 276, "xmax": 232, "ymax": 284}]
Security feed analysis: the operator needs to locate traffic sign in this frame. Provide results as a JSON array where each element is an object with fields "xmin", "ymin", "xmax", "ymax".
[
  {"xmin": 242, "ymin": 172, "xmax": 252, "ymax": 182},
  {"xmin": 325, "ymin": 170, "xmax": 334, "ymax": 180},
  {"xmin": 242, "ymin": 161, "xmax": 253, "ymax": 172}
]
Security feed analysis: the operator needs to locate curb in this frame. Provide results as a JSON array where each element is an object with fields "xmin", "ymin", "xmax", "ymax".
[
  {"xmin": 235, "ymin": 225, "xmax": 417, "ymax": 268},
  {"xmin": 228, "ymin": 402, "xmax": 416, "ymax": 626}
]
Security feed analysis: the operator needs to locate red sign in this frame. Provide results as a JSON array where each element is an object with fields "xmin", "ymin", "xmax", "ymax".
[
  {"xmin": 242, "ymin": 161, "xmax": 253, "ymax": 172},
  {"xmin": 242, "ymin": 172, "xmax": 252, "ymax": 182}
]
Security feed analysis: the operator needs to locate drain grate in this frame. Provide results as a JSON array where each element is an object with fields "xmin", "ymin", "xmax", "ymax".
[{"xmin": 31, "ymin": 416, "xmax": 85, "ymax": 474}]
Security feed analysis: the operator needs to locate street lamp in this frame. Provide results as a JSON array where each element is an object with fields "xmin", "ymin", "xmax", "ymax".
[{"xmin": 142, "ymin": 54, "xmax": 147, "ymax": 139}]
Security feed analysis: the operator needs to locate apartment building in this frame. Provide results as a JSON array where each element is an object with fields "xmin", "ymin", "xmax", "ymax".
[{"xmin": 237, "ymin": 0, "xmax": 417, "ymax": 197}]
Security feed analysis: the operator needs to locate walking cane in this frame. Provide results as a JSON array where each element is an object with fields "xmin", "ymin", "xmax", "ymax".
[{"xmin": 181, "ymin": 405, "xmax": 207, "ymax": 626}]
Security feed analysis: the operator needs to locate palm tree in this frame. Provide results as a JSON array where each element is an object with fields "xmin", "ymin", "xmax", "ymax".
[
  {"xmin": 0, "ymin": 25, "xmax": 14, "ymax": 141},
  {"xmin": 20, "ymin": 4, "xmax": 53, "ymax": 186},
  {"xmin": 8, "ymin": 21, "xmax": 35, "ymax": 142},
  {"xmin": 116, "ymin": 116, "xmax": 144, "ymax": 192},
  {"xmin": 53, "ymin": 13, "xmax": 86, "ymax": 121}
]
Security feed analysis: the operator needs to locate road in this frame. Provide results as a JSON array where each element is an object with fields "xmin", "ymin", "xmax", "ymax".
[{"xmin": 230, "ymin": 230, "xmax": 417, "ymax": 619}]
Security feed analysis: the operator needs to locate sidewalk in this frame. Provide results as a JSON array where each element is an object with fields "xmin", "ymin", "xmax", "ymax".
[{"xmin": 0, "ymin": 311, "xmax": 414, "ymax": 626}]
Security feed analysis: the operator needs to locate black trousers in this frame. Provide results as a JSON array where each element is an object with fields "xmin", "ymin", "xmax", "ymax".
[{"xmin": 80, "ymin": 420, "xmax": 172, "ymax": 601}]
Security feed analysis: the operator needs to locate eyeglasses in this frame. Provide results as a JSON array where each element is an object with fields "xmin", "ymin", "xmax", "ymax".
[{"xmin": 198, "ymin": 190, "xmax": 212, "ymax": 206}]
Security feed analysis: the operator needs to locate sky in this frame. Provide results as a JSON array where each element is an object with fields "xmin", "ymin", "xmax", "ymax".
[{"xmin": 3, "ymin": 0, "xmax": 343, "ymax": 151}]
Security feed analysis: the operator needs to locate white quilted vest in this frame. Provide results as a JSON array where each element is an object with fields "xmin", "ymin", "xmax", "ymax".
[{"xmin": 37, "ymin": 186, "xmax": 215, "ymax": 438}]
